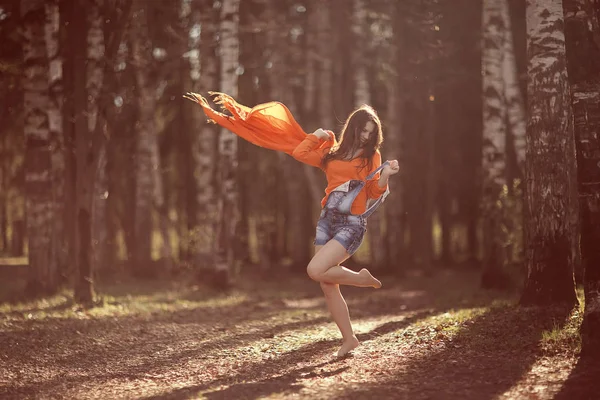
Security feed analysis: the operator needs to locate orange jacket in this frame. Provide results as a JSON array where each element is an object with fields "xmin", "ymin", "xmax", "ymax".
[{"xmin": 292, "ymin": 134, "xmax": 388, "ymax": 215}]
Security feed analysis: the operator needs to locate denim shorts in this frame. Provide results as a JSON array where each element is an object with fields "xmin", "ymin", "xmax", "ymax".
[{"xmin": 314, "ymin": 208, "xmax": 367, "ymax": 255}]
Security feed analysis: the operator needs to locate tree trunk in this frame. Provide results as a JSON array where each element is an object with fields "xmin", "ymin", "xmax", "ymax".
[
  {"xmin": 481, "ymin": 0, "xmax": 510, "ymax": 288},
  {"xmin": 130, "ymin": 0, "xmax": 172, "ymax": 276},
  {"xmin": 213, "ymin": 0, "xmax": 240, "ymax": 287},
  {"xmin": 87, "ymin": 0, "xmax": 107, "ymax": 275},
  {"xmin": 192, "ymin": 0, "xmax": 219, "ymax": 271},
  {"xmin": 352, "ymin": 0, "xmax": 369, "ymax": 108},
  {"xmin": 520, "ymin": 0, "xmax": 578, "ymax": 307},
  {"xmin": 384, "ymin": 0, "xmax": 406, "ymax": 274},
  {"xmin": 563, "ymin": 0, "xmax": 600, "ymax": 357},
  {"xmin": 45, "ymin": 0, "xmax": 67, "ymax": 282},
  {"xmin": 263, "ymin": 2, "xmax": 311, "ymax": 272},
  {"xmin": 67, "ymin": 0, "xmax": 94, "ymax": 304},
  {"xmin": 502, "ymin": 0, "xmax": 526, "ymax": 174},
  {"xmin": 21, "ymin": 0, "xmax": 58, "ymax": 296},
  {"xmin": 59, "ymin": 0, "xmax": 77, "ymax": 284},
  {"xmin": 315, "ymin": 0, "xmax": 334, "ymax": 130},
  {"xmin": 351, "ymin": 0, "xmax": 385, "ymax": 269}
]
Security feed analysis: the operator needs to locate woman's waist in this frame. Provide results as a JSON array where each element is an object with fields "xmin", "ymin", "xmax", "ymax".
[
  {"xmin": 321, "ymin": 190, "xmax": 369, "ymax": 215},
  {"xmin": 319, "ymin": 207, "xmax": 366, "ymax": 225}
]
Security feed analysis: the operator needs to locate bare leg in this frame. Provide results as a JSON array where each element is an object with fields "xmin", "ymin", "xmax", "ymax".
[
  {"xmin": 308, "ymin": 240, "xmax": 381, "ymax": 288},
  {"xmin": 311, "ymin": 241, "xmax": 381, "ymax": 356},
  {"xmin": 320, "ymin": 281, "xmax": 360, "ymax": 356}
]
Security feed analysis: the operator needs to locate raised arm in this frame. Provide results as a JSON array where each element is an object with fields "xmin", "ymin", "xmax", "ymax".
[
  {"xmin": 366, "ymin": 151, "xmax": 389, "ymax": 199},
  {"xmin": 291, "ymin": 128, "xmax": 335, "ymax": 168}
]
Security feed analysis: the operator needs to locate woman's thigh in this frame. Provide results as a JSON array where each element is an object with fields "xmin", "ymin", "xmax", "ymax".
[{"xmin": 308, "ymin": 239, "xmax": 351, "ymax": 277}]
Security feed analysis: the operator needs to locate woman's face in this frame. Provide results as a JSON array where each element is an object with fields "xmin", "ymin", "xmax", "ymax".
[{"xmin": 359, "ymin": 121, "xmax": 376, "ymax": 147}]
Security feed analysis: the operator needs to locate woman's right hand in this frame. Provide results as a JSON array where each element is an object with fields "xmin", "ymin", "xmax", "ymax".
[{"xmin": 312, "ymin": 128, "xmax": 330, "ymax": 140}]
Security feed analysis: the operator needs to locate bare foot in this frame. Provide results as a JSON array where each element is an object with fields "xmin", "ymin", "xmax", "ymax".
[
  {"xmin": 359, "ymin": 268, "xmax": 382, "ymax": 288},
  {"xmin": 337, "ymin": 335, "xmax": 360, "ymax": 357}
]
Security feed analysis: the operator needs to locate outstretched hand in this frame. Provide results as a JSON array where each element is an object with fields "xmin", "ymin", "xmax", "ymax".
[
  {"xmin": 383, "ymin": 160, "xmax": 400, "ymax": 176},
  {"xmin": 312, "ymin": 128, "xmax": 330, "ymax": 140}
]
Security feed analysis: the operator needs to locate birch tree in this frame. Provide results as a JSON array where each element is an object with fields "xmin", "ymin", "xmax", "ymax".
[
  {"xmin": 191, "ymin": 0, "xmax": 219, "ymax": 269},
  {"xmin": 213, "ymin": 0, "xmax": 240, "ymax": 286},
  {"xmin": 130, "ymin": 0, "xmax": 173, "ymax": 276},
  {"xmin": 45, "ymin": 0, "xmax": 67, "ymax": 281},
  {"xmin": 481, "ymin": 0, "xmax": 509, "ymax": 287},
  {"xmin": 480, "ymin": 0, "xmax": 527, "ymax": 288},
  {"xmin": 351, "ymin": 0, "xmax": 385, "ymax": 269},
  {"xmin": 563, "ymin": 0, "xmax": 600, "ymax": 356},
  {"xmin": 315, "ymin": 0, "xmax": 334, "ymax": 130},
  {"xmin": 21, "ymin": 0, "xmax": 57, "ymax": 295},
  {"xmin": 87, "ymin": 0, "xmax": 107, "ymax": 274},
  {"xmin": 520, "ymin": 0, "xmax": 578, "ymax": 307}
]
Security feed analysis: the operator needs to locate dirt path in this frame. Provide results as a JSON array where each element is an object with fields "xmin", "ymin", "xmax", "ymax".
[{"xmin": 1, "ymin": 270, "xmax": 597, "ymax": 399}]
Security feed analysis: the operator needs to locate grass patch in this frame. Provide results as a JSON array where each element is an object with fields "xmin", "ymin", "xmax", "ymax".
[{"xmin": 538, "ymin": 288, "xmax": 584, "ymax": 357}]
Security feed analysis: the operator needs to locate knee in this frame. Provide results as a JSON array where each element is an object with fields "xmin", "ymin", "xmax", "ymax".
[{"xmin": 306, "ymin": 263, "xmax": 321, "ymax": 282}]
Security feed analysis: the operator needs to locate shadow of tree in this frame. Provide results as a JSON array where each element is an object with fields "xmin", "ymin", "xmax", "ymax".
[
  {"xmin": 1, "ymin": 269, "xmax": 523, "ymax": 399},
  {"xmin": 333, "ymin": 305, "xmax": 575, "ymax": 400},
  {"xmin": 136, "ymin": 310, "xmax": 435, "ymax": 400},
  {"xmin": 553, "ymin": 355, "xmax": 600, "ymax": 400}
]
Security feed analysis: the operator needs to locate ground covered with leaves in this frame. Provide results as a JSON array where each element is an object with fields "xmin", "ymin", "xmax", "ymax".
[{"xmin": 1, "ymin": 268, "xmax": 598, "ymax": 399}]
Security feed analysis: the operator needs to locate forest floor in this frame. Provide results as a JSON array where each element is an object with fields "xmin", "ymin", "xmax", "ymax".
[{"xmin": 1, "ymin": 265, "xmax": 598, "ymax": 400}]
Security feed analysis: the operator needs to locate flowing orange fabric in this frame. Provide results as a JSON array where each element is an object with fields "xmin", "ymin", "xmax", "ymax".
[{"xmin": 183, "ymin": 91, "xmax": 333, "ymax": 156}]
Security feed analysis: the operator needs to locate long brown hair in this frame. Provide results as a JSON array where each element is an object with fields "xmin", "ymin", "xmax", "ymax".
[{"xmin": 321, "ymin": 105, "xmax": 383, "ymax": 171}]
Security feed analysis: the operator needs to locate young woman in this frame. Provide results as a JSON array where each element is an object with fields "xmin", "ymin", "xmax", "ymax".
[
  {"xmin": 183, "ymin": 92, "xmax": 399, "ymax": 357},
  {"xmin": 292, "ymin": 106, "xmax": 399, "ymax": 356}
]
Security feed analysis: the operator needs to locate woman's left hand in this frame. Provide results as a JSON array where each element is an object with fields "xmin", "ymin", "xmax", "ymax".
[{"xmin": 383, "ymin": 160, "xmax": 400, "ymax": 176}]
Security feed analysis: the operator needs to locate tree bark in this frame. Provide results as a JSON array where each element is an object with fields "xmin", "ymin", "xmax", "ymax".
[
  {"xmin": 213, "ymin": 0, "xmax": 241, "ymax": 287},
  {"xmin": 384, "ymin": 0, "xmax": 406, "ymax": 273},
  {"xmin": 45, "ymin": 0, "xmax": 67, "ymax": 282},
  {"xmin": 87, "ymin": 0, "xmax": 107, "ymax": 275},
  {"xmin": 481, "ymin": 0, "xmax": 510, "ymax": 288},
  {"xmin": 130, "ymin": 0, "xmax": 172, "ymax": 276},
  {"xmin": 520, "ymin": 0, "xmax": 579, "ymax": 307},
  {"xmin": 192, "ymin": 0, "xmax": 219, "ymax": 270},
  {"xmin": 563, "ymin": 0, "xmax": 600, "ymax": 356},
  {"xmin": 315, "ymin": 0, "xmax": 334, "ymax": 130},
  {"xmin": 68, "ymin": 0, "xmax": 94, "ymax": 303},
  {"xmin": 22, "ymin": 0, "xmax": 58, "ymax": 296}
]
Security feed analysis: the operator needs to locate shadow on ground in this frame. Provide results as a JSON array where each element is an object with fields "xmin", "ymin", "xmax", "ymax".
[
  {"xmin": 2, "ymin": 269, "xmax": 567, "ymax": 400},
  {"xmin": 554, "ymin": 355, "xmax": 600, "ymax": 400},
  {"xmin": 333, "ymin": 305, "xmax": 574, "ymax": 400},
  {"xmin": 138, "ymin": 310, "xmax": 434, "ymax": 400}
]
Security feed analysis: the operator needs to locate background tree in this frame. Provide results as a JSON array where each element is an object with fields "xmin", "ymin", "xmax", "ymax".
[
  {"xmin": 520, "ymin": 0, "xmax": 579, "ymax": 307},
  {"xmin": 21, "ymin": 0, "xmax": 57, "ymax": 295},
  {"xmin": 563, "ymin": 0, "xmax": 600, "ymax": 356}
]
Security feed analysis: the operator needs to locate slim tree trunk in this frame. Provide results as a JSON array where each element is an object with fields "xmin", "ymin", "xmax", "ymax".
[
  {"xmin": 265, "ymin": 1, "xmax": 312, "ymax": 272},
  {"xmin": 351, "ymin": 0, "xmax": 385, "ymax": 270},
  {"xmin": 481, "ymin": 0, "xmax": 510, "ymax": 288},
  {"xmin": 563, "ymin": 0, "xmax": 600, "ymax": 356},
  {"xmin": 130, "ymin": 0, "xmax": 173, "ymax": 276},
  {"xmin": 384, "ymin": 0, "xmax": 406, "ymax": 273},
  {"xmin": 520, "ymin": 0, "xmax": 578, "ymax": 307},
  {"xmin": 213, "ymin": 0, "xmax": 240, "ymax": 287},
  {"xmin": 87, "ymin": 0, "xmax": 107, "ymax": 275},
  {"xmin": 45, "ymin": 0, "xmax": 67, "ymax": 282},
  {"xmin": 316, "ymin": 0, "xmax": 334, "ymax": 130},
  {"xmin": 22, "ymin": 0, "xmax": 58, "ymax": 296},
  {"xmin": 352, "ymin": 0, "xmax": 369, "ymax": 108},
  {"xmin": 192, "ymin": 0, "xmax": 219, "ymax": 270},
  {"xmin": 66, "ymin": 0, "xmax": 94, "ymax": 304},
  {"xmin": 502, "ymin": 0, "xmax": 526, "ymax": 174}
]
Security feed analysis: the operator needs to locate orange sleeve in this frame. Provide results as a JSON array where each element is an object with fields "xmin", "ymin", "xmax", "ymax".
[
  {"xmin": 366, "ymin": 151, "xmax": 388, "ymax": 199},
  {"xmin": 292, "ymin": 132, "xmax": 334, "ymax": 168}
]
